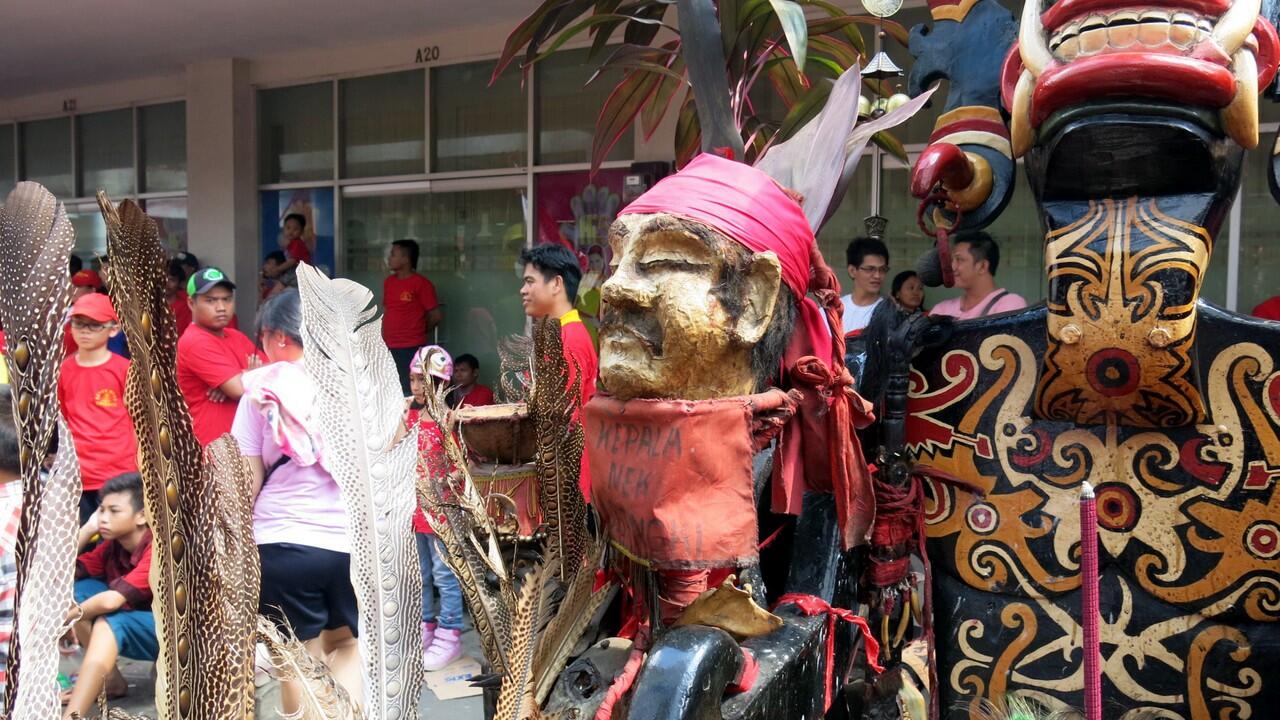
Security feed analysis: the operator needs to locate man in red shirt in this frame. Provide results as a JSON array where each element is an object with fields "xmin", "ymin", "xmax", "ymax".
[
  {"xmin": 63, "ymin": 473, "xmax": 157, "ymax": 719},
  {"xmin": 520, "ymin": 244, "xmax": 598, "ymax": 498},
  {"xmin": 176, "ymin": 268, "xmax": 264, "ymax": 445},
  {"xmin": 58, "ymin": 293, "xmax": 138, "ymax": 524},
  {"xmin": 382, "ymin": 239, "xmax": 443, "ymax": 394},
  {"xmin": 446, "ymin": 354, "xmax": 496, "ymax": 408}
]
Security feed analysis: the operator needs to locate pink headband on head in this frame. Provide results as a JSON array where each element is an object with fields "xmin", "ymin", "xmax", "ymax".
[{"xmin": 620, "ymin": 153, "xmax": 813, "ymax": 299}]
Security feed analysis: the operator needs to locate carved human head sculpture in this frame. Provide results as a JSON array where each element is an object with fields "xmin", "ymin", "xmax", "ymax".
[
  {"xmin": 597, "ymin": 154, "xmax": 820, "ymax": 401},
  {"xmin": 600, "ymin": 213, "xmax": 796, "ymax": 400}
]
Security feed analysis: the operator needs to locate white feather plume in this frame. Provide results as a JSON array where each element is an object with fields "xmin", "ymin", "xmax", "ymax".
[{"xmin": 295, "ymin": 263, "xmax": 422, "ymax": 720}]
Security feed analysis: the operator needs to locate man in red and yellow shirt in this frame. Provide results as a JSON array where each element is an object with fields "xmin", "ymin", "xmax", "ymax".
[
  {"xmin": 382, "ymin": 239, "xmax": 443, "ymax": 395},
  {"xmin": 58, "ymin": 293, "xmax": 138, "ymax": 524},
  {"xmin": 176, "ymin": 268, "xmax": 265, "ymax": 445},
  {"xmin": 520, "ymin": 244, "xmax": 598, "ymax": 499}
]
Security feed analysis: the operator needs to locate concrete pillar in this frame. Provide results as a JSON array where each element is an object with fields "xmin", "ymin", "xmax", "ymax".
[{"xmin": 184, "ymin": 58, "xmax": 258, "ymax": 323}]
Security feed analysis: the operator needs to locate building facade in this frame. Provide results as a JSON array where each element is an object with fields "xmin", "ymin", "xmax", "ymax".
[{"xmin": 2, "ymin": 2, "xmax": 1276, "ymax": 383}]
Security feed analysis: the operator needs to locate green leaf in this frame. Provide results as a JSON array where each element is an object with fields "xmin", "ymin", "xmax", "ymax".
[
  {"xmin": 674, "ymin": 94, "xmax": 702, "ymax": 167},
  {"xmin": 493, "ymin": 0, "xmax": 580, "ymax": 83},
  {"xmin": 776, "ymin": 78, "xmax": 831, "ymax": 142},
  {"xmin": 641, "ymin": 54, "xmax": 687, "ymax": 139},
  {"xmin": 871, "ymin": 130, "xmax": 908, "ymax": 163},
  {"xmin": 765, "ymin": 50, "xmax": 807, "ymax": 107},
  {"xmin": 586, "ymin": 0, "xmax": 630, "ymax": 60},
  {"xmin": 592, "ymin": 69, "xmax": 665, "ymax": 173},
  {"xmin": 600, "ymin": 60, "xmax": 687, "ymax": 85},
  {"xmin": 802, "ymin": 0, "xmax": 868, "ymax": 54},
  {"xmin": 526, "ymin": 13, "xmax": 673, "ymax": 67},
  {"xmin": 807, "ymin": 34, "xmax": 862, "ymax": 70},
  {"xmin": 623, "ymin": 2, "xmax": 671, "ymax": 45},
  {"xmin": 767, "ymin": 0, "xmax": 808, "ymax": 72}
]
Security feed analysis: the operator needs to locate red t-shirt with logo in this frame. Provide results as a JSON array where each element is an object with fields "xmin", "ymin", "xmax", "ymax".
[
  {"xmin": 58, "ymin": 353, "xmax": 138, "ymax": 492},
  {"xmin": 382, "ymin": 273, "xmax": 439, "ymax": 349},
  {"xmin": 176, "ymin": 324, "xmax": 265, "ymax": 445},
  {"xmin": 286, "ymin": 237, "xmax": 312, "ymax": 265},
  {"xmin": 170, "ymin": 290, "xmax": 193, "ymax": 336},
  {"xmin": 560, "ymin": 310, "xmax": 598, "ymax": 500}
]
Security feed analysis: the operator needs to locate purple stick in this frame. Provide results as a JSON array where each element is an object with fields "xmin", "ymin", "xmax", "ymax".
[{"xmin": 1081, "ymin": 481, "xmax": 1101, "ymax": 720}]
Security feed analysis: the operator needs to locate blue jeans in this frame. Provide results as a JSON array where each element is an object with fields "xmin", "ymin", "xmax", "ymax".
[
  {"xmin": 74, "ymin": 578, "xmax": 159, "ymax": 661},
  {"xmin": 417, "ymin": 534, "xmax": 463, "ymax": 630}
]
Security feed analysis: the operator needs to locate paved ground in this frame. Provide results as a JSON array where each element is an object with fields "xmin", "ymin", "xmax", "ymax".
[{"xmin": 62, "ymin": 626, "xmax": 486, "ymax": 719}]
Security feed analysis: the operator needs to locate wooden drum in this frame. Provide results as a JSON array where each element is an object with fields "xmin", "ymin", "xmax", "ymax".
[
  {"xmin": 470, "ymin": 462, "xmax": 541, "ymax": 538},
  {"xmin": 453, "ymin": 402, "xmax": 537, "ymax": 464}
]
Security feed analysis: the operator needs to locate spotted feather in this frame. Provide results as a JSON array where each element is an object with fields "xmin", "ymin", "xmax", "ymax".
[{"xmin": 0, "ymin": 182, "xmax": 81, "ymax": 719}]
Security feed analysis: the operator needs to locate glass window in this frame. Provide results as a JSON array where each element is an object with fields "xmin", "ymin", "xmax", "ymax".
[
  {"xmin": 259, "ymin": 82, "xmax": 335, "ymax": 184},
  {"xmin": 1237, "ymin": 145, "xmax": 1280, "ymax": 314},
  {"xmin": 140, "ymin": 102, "xmax": 187, "ymax": 192},
  {"xmin": 340, "ymin": 70, "xmax": 425, "ymax": 178},
  {"xmin": 342, "ymin": 188, "xmax": 528, "ymax": 386},
  {"xmin": 433, "ymin": 60, "xmax": 527, "ymax": 172},
  {"xmin": 0, "ymin": 124, "xmax": 14, "ymax": 199},
  {"xmin": 77, "ymin": 108, "xmax": 135, "ymax": 198},
  {"xmin": 66, "ymin": 204, "xmax": 108, "ymax": 258},
  {"xmin": 536, "ymin": 48, "xmax": 634, "ymax": 165},
  {"xmin": 143, "ymin": 197, "xmax": 188, "ymax": 252},
  {"xmin": 20, "ymin": 117, "xmax": 73, "ymax": 198}
]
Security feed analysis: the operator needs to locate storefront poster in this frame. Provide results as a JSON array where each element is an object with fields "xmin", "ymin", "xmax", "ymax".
[{"xmin": 260, "ymin": 188, "xmax": 335, "ymax": 277}]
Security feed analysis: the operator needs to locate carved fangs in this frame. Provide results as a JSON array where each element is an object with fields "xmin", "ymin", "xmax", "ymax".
[
  {"xmin": 1021, "ymin": 0, "xmax": 1055, "ymax": 76},
  {"xmin": 1213, "ymin": 0, "xmax": 1262, "ymax": 55},
  {"xmin": 1011, "ymin": 69, "xmax": 1036, "ymax": 157},
  {"xmin": 1222, "ymin": 48, "xmax": 1260, "ymax": 148}
]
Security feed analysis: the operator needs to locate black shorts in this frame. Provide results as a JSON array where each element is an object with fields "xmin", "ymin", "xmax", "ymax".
[{"xmin": 258, "ymin": 543, "xmax": 359, "ymax": 642}]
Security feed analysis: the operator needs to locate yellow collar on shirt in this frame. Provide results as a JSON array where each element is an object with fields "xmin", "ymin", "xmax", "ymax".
[{"xmin": 559, "ymin": 309, "xmax": 582, "ymax": 326}]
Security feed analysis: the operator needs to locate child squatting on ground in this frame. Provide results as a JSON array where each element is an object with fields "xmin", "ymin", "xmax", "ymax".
[{"xmin": 63, "ymin": 472, "xmax": 157, "ymax": 719}]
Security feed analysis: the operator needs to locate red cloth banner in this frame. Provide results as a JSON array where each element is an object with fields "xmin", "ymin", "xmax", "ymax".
[{"xmin": 585, "ymin": 393, "xmax": 788, "ymax": 570}]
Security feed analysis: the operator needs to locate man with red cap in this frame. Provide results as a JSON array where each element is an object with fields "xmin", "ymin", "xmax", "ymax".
[{"xmin": 57, "ymin": 293, "xmax": 138, "ymax": 524}]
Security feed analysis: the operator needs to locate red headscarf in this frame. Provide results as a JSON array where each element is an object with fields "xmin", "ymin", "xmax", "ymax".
[{"xmin": 619, "ymin": 153, "xmax": 875, "ymax": 548}]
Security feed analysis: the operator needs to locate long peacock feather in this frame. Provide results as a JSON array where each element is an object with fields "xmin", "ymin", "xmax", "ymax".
[
  {"xmin": 529, "ymin": 317, "xmax": 588, "ymax": 579},
  {"xmin": 294, "ymin": 263, "xmax": 422, "ymax": 720},
  {"xmin": 99, "ymin": 193, "xmax": 260, "ymax": 720},
  {"xmin": 0, "ymin": 182, "xmax": 82, "ymax": 719}
]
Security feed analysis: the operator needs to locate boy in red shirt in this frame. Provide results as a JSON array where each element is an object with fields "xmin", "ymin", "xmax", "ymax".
[
  {"xmin": 445, "ymin": 353, "xmax": 495, "ymax": 408},
  {"xmin": 58, "ymin": 293, "xmax": 139, "ymax": 524},
  {"xmin": 519, "ymin": 244, "xmax": 598, "ymax": 499},
  {"xmin": 62, "ymin": 473, "xmax": 157, "ymax": 719},
  {"xmin": 176, "ymin": 268, "xmax": 264, "ymax": 445},
  {"xmin": 382, "ymin": 239, "xmax": 443, "ymax": 395}
]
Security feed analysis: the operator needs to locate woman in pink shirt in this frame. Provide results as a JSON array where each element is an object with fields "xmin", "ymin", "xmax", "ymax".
[{"xmin": 231, "ymin": 290, "xmax": 362, "ymax": 712}]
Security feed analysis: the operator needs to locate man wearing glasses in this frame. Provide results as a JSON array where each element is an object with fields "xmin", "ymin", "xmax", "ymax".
[{"xmin": 841, "ymin": 237, "xmax": 891, "ymax": 335}]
